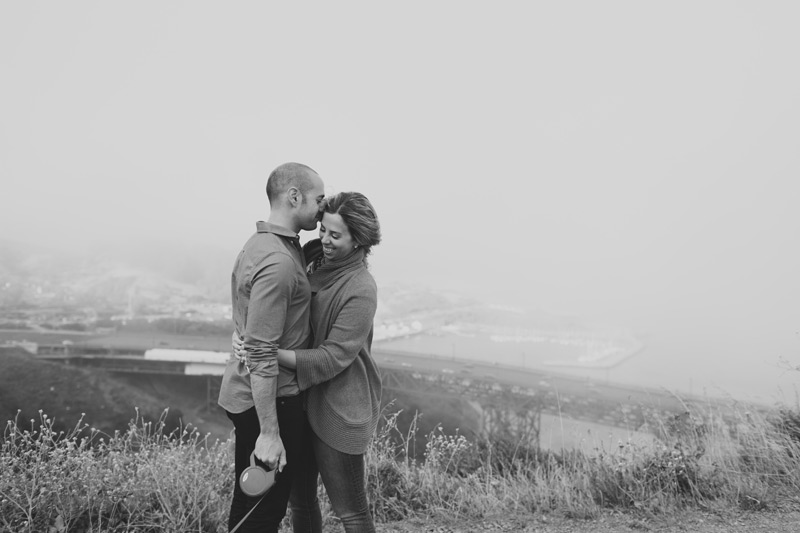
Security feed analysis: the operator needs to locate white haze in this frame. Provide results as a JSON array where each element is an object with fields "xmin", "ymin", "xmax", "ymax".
[{"xmin": 1, "ymin": 2, "xmax": 799, "ymax": 403}]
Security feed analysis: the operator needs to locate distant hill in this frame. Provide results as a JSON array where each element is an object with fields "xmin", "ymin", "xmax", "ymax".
[{"xmin": 0, "ymin": 238, "xmax": 231, "ymax": 308}]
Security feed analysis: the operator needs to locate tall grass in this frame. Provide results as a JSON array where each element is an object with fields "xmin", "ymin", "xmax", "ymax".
[
  {"xmin": 2, "ymin": 400, "xmax": 800, "ymax": 532},
  {"xmin": 366, "ymin": 400, "xmax": 800, "ymax": 521},
  {"xmin": 0, "ymin": 409, "xmax": 230, "ymax": 533}
]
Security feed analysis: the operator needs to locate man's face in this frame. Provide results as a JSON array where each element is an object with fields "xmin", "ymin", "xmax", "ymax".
[{"xmin": 298, "ymin": 173, "xmax": 326, "ymax": 231}]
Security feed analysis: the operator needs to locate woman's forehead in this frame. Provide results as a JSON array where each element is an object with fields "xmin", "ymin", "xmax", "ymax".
[{"xmin": 322, "ymin": 212, "xmax": 348, "ymax": 232}]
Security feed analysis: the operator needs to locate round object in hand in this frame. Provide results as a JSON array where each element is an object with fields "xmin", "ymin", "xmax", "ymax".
[{"xmin": 239, "ymin": 451, "xmax": 276, "ymax": 497}]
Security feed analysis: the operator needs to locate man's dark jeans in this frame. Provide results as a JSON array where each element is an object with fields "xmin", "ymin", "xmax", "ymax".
[
  {"xmin": 289, "ymin": 419, "xmax": 375, "ymax": 533},
  {"xmin": 226, "ymin": 395, "xmax": 305, "ymax": 533}
]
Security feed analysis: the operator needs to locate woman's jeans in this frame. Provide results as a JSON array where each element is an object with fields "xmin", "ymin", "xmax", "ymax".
[
  {"xmin": 225, "ymin": 395, "xmax": 306, "ymax": 533},
  {"xmin": 290, "ymin": 419, "xmax": 375, "ymax": 533}
]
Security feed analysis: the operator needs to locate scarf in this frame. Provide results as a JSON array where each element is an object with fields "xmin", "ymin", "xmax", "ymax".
[{"xmin": 308, "ymin": 245, "xmax": 367, "ymax": 293}]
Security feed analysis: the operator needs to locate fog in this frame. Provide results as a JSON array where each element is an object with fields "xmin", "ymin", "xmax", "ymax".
[{"xmin": 2, "ymin": 2, "xmax": 799, "ymax": 403}]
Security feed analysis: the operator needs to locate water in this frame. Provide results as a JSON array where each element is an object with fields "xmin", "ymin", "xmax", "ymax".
[{"xmin": 377, "ymin": 324, "xmax": 799, "ymax": 406}]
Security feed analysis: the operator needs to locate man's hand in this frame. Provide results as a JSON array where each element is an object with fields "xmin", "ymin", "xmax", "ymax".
[
  {"xmin": 254, "ymin": 432, "xmax": 287, "ymax": 473},
  {"xmin": 232, "ymin": 331, "xmax": 246, "ymax": 361}
]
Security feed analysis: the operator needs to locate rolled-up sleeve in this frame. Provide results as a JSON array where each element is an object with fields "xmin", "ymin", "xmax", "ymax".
[{"xmin": 244, "ymin": 253, "xmax": 295, "ymax": 377}]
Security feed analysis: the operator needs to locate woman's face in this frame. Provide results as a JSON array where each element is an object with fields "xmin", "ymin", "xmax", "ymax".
[{"xmin": 319, "ymin": 212, "xmax": 356, "ymax": 262}]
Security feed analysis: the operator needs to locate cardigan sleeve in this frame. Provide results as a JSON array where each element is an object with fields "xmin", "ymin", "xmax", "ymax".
[{"xmin": 295, "ymin": 280, "xmax": 377, "ymax": 391}]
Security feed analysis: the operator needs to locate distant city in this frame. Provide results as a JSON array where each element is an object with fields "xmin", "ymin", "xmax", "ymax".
[{"xmin": 0, "ymin": 242, "xmax": 642, "ymax": 370}]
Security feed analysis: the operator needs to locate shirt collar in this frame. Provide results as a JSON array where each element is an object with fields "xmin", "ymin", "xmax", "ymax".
[{"xmin": 256, "ymin": 221, "xmax": 298, "ymax": 240}]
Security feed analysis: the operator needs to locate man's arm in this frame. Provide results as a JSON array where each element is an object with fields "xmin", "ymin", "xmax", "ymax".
[
  {"xmin": 251, "ymin": 375, "xmax": 284, "ymax": 471},
  {"xmin": 244, "ymin": 253, "xmax": 295, "ymax": 471}
]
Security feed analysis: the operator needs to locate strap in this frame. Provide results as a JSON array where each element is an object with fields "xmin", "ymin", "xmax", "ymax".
[{"xmin": 230, "ymin": 493, "xmax": 267, "ymax": 533}]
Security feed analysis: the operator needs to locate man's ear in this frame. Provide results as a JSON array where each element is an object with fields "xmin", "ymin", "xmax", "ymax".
[{"xmin": 287, "ymin": 186, "xmax": 301, "ymax": 207}]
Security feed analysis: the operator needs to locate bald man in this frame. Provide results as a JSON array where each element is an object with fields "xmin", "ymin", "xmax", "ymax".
[{"xmin": 219, "ymin": 162, "xmax": 325, "ymax": 532}]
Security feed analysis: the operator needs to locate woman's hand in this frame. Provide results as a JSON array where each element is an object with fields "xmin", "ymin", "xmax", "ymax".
[{"xmin": 232, "ymin": 331, "xmax": 246, "ymax": 360}]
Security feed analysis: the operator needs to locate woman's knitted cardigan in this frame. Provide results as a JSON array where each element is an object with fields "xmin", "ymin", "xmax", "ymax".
[{"xmin": 294, "ymin": 246, "xmax": 382, "ymax": 455}]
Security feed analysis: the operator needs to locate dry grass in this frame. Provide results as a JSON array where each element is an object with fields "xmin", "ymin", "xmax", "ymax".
[
  {"xmin": 0, "ymin": 409, "xmax": 230, "ymax": 532},
  {"xmin": 366, "ymin": 400, "xmax": 800, "ymax": 522},
  {"xmin": 2, "ymin": 399, "xmax": 800, "ymax": 532}
]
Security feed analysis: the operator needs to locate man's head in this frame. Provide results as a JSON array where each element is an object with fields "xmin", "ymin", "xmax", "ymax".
[{"xmin": 266, "ymin": 163, "xmax": 325, "ymax": 232}]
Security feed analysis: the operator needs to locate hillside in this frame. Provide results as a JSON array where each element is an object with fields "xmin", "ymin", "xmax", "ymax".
[
  {"xmin": 0, "ymin": 347, "xmax": 187, "ymax": 436},
  {"xmin": 3, "ymin": 355, "xmax": 800, "ymax": 533}
]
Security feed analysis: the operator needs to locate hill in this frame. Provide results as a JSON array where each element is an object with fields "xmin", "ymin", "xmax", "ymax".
[{"xmin": 0, "ymin": 347, "xmax": 187, "ymax": 435}]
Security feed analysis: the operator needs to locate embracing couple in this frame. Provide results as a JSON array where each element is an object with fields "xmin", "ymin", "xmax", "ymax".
[{"xmin": 218, "ymin": 163, "xmax": 382, "ymax": 532}]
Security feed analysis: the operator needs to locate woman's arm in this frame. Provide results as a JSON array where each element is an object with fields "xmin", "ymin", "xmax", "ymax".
[{"xmin": 293, "ymin": 281, "xmax": 377, "ymax": 391}]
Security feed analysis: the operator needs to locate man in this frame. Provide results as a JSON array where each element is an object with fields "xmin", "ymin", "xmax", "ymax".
[{"xmin": 218, "ymin": 162, "xmax": 325, "ymax": 532}]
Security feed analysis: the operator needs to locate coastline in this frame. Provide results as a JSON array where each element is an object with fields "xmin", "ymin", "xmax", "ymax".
[{"xmin": 542, "ymin": 338, "xmax": 646, "ymax": 369}]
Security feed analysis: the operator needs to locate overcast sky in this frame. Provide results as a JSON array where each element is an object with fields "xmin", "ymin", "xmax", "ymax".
[{"xmin": 2, "ymin": 2, "xmax": 799, "ymax": 398}]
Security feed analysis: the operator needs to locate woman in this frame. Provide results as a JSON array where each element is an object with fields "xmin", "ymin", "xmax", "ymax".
[{"xmin": 236, "ymin": 191, "xmax": 382, "ymax": 533}]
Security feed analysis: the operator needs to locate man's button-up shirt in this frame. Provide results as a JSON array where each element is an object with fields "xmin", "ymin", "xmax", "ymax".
[{"xmin": 218, "ymin": 221, "xmax": 312, "ymax": 413}]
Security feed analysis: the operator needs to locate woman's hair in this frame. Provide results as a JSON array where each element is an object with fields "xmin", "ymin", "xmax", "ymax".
[{"xmin": 324, "ymin": 192, "xmax": 381, "ymax": 255}]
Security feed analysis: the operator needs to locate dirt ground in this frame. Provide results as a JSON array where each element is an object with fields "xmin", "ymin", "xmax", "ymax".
[{"xmin": 371, "ymin": 507, "xmax": 800, "ymax": 532}]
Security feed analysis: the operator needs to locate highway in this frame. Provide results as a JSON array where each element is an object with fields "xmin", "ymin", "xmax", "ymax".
[{"xmin": 31, "ymin": 340, "xmax": 691, "ymax": 429}]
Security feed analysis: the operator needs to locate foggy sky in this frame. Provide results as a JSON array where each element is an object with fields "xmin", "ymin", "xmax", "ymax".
[{"xmin": 2, "ymin": 2, "xmax": 799, "ymax": 401}]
